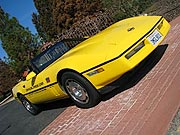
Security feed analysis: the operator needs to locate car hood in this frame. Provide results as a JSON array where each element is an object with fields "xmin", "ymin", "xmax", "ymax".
[{"xmin": 57, "ymin": 16, "xmax": 162, "ymax": 72}]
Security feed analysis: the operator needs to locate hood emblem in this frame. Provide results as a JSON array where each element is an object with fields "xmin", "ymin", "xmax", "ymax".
[{"xmin": 127, "ymin": 27, "xmax": 135, "ymax": 32}]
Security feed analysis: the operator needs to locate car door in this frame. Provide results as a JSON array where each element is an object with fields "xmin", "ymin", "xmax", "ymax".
[{"xmin": 22, "ymin": 72, "xmax": 58, "ymax": 104}]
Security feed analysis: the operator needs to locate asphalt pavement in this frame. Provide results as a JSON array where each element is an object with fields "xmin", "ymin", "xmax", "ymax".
[{"xmin": 0, "ymin": 99, "xmax": 73, "ymax": 135}]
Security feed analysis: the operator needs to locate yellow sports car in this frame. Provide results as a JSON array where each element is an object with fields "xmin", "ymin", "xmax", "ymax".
[{"xmin": 12, "ymin": 16, "xmax": 170, "ymax": 115}]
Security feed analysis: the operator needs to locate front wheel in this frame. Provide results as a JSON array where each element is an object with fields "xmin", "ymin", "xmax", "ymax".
[
  {"xmin": 61, "ymin": 72, "xmax": 100, "ymax": 108},
  {"xmin": 18, "ymin": 94, "xmax": 40, "ymax": 115}
]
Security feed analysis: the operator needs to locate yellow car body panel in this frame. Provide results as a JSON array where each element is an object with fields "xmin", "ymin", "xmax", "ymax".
[
  {"xmin": 83, "ymin": 16, "xmax": 170, "ymax": 89},
  {"xmin": 12, "ymin": 16, "xmax": 170, "ymax": 105}
]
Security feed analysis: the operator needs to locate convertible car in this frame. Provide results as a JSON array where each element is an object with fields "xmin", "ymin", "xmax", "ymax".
[{"xmin": 12, "ymin": 16, "xmax": 170, "ymax": 115}]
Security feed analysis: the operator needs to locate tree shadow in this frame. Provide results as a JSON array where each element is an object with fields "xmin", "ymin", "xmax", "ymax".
[{"xmin": 102, "ymin": 44, "xmax": 168, "ymax": 101}]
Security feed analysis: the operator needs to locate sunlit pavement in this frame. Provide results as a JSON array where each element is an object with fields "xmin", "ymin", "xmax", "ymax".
[{"xmin": 39, "ymin": 16, "xmax": 180, "ymax": 135}]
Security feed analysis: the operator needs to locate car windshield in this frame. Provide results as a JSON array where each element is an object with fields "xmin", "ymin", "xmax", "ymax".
[{"xmin": 31, "ymin": 42, "xmax": 70, "ymax": 72}]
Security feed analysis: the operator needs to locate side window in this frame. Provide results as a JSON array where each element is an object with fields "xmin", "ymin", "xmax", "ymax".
[{"xmin": 30, "ymin": 42, "xmax": 70, "ymax": 72}]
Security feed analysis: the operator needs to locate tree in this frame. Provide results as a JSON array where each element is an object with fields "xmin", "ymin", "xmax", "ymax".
[
  {"xmin": 0, "ymin": 7, "xmax": 40, "ymax": 75},
  {"xmin": 32, "ymin": 0, "xmax": 103, "ymax": 41},
  {"xmin": 0, "ymin": 59, "xmax": 18, "ymax": 97},
  {"xmin": 32, "ymin": 0, "xmax": 54, "ymax": 41}
]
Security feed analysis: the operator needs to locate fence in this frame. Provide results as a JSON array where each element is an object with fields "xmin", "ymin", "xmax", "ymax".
[{"xmin": 55, "ymin": 11, "xmax": 116, "ymax": 48}]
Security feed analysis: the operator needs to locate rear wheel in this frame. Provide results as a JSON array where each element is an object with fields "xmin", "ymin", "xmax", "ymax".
[
  {"xmin": 18, "ymin": 94, "xmax": 40, "ymax": 115},
  {"xmin": 61, "ymin": 72, "xmax": 100, "ymax": 108}
]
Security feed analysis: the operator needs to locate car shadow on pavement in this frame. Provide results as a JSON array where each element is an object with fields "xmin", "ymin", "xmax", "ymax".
[
  {"xmin": 40, "ymin": 98, "xmax": 74, "ymax": 112},
  {"xmin": 102, "ymin": 44, "xmax": 168, "ymax": 101}
]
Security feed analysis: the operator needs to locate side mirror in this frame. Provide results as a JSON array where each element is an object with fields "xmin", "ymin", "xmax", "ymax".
[
  {"xmin": 26, "ymin": 72, "xmax": 36, "ymax": 80},
  {"xmin": 84, "ymin": 36, "xmax": 90, "ymax": 39}
]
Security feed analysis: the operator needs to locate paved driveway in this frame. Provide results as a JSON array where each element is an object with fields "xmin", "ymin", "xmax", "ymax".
[{"xmin": 0, "ymin": 99, "xmax": 72, "ymax": 135}]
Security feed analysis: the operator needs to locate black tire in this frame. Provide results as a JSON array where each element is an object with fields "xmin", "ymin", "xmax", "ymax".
[
  {"xmin": 18, "ymin": 94, "xmax": 40, "ymax": 115},
  {"xmin": 61, "ymin": 72, "xmax": 100, "ymax": 108}
]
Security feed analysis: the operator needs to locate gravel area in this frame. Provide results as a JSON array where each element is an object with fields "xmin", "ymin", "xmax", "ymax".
[{"xmin": 167, "ymin": 109, "xmax": 180, "ymax": 135}]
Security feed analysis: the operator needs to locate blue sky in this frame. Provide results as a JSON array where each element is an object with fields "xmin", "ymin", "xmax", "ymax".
[{"xmin": 0, "ymin": 0, "xmax": 37, "ymax": 59}]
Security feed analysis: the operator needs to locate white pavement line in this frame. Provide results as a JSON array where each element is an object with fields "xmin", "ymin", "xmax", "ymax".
[{"xmin": 0, "ymin": 94, "xmax": 14, "ymax": 106}]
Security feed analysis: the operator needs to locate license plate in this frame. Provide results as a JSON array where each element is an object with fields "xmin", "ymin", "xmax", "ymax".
[{"xmin": 147, "ymin": 30, "xmax": 163, "ymax": 46}]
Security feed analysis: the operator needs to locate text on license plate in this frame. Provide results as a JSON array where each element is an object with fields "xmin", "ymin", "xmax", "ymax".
[{"xmin": 147, "ymin": 30, "xmax": 163, "ymax": 46}]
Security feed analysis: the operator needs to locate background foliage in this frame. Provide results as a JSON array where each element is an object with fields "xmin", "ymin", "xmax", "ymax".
[
  {"xmin": 0, "ymin": 7, "xmax": 40, "ymax": 75},
  {"xmin": 0, "ymin": 7, "xmax": 41, "ymax": 97},
  {"xmin": 32, "ymin": 0, "xmax": 155, "ymax": 42},
  {"xmin": 102, "ymin": 0, "xmax": 156, "ymax": 21},
  {"xmin": 32, "ymin": 0, "xmax": 103, "ymax": 41},
  {"xmin": 0, "ymin": 59, "xmax": 18, "ymax": 100}
]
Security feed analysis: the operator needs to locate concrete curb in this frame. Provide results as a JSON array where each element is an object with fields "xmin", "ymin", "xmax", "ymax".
[{"xmin": 0, "ymin": 94, "xmax": 14, "ymax": 106}]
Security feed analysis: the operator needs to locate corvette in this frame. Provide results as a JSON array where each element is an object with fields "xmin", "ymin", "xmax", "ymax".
[{"xmin": 12, "ymin": 16, "xmax": 170, "ymax": 115}]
